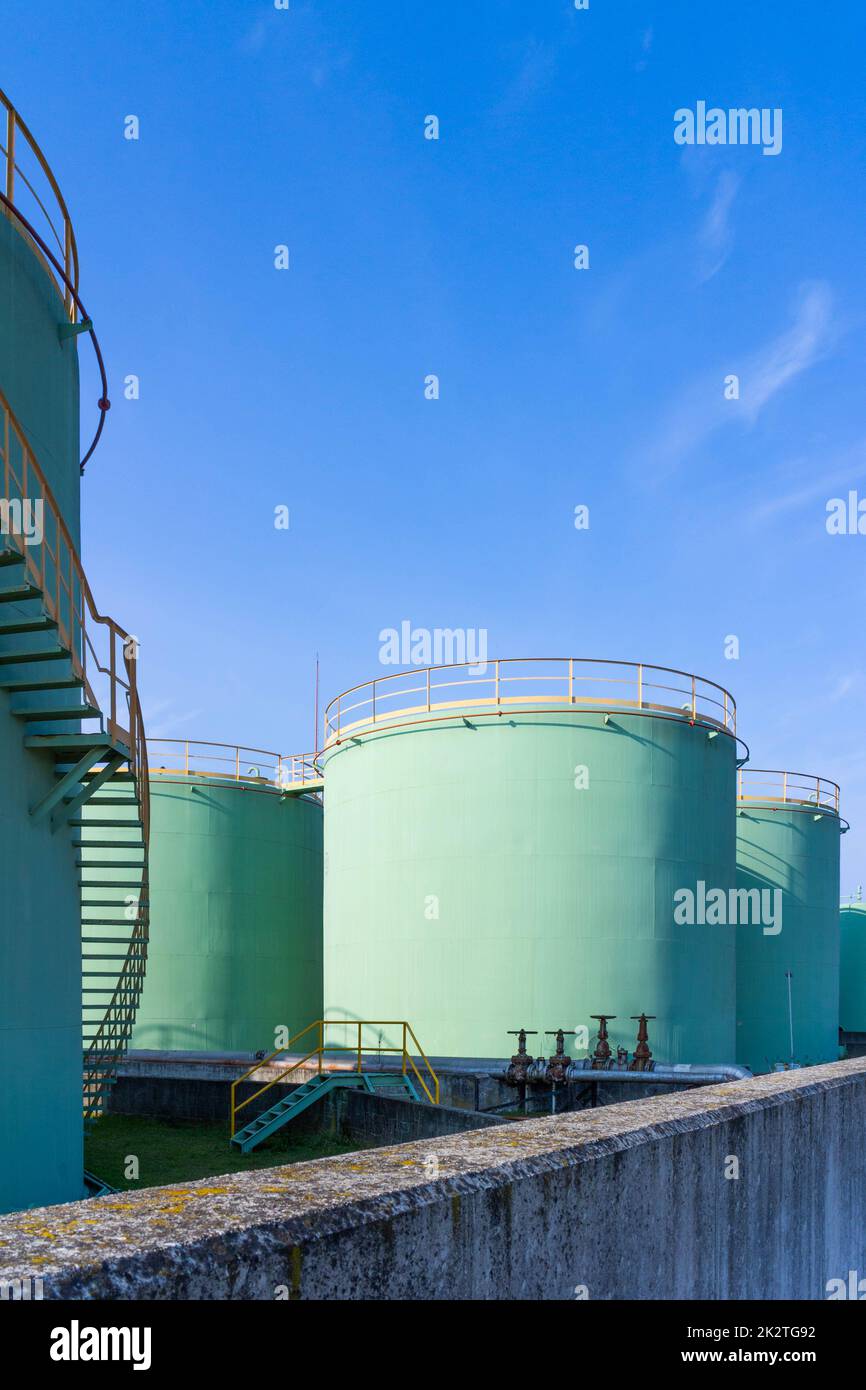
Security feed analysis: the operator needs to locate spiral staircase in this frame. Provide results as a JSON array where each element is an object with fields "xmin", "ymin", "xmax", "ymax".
[
  {"xmin": 0, "ymin": 387, "xmax": 150, "ymax": 1125},
  {"xmin": 1, "ymin": 89, "xmax": 149, "ymax": 1139}
]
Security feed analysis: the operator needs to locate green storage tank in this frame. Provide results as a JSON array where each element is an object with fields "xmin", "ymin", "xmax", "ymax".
[
  {"xmin": 840, "ymin": 898, "xmax": 866, "ymax": 1034},
  {"xmin": 322, "ymin": 658, "xmax": 739, "ymax": 1064},
  {"xmin": 0, "ymin": 90, "xmax": 85, "ymax": 1213},
  {"xmin": 128, "ymin": 741, "xmax": 323, "ymax": 1052},
  {"xmin": 735, "ymin": 769, "xmax": 842, "ymax": 1073}
]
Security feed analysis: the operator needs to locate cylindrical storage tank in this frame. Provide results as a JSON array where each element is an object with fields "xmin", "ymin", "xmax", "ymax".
[
  {"xmin": 839, "ymin": 899, "xmax": 866, "ymax": 1035},
  {"xmin": 322, "ymin": 658, "xmax": 739, "ymax": 1065},
  {"xmin": 129, "ymin": 742, "xmax": 323, "ymax": 1052},
  {"xmin": 0, "ymin": 90, "xmax": 81, "ymax": 540},
  {"xmin": 0, "ymin": 92, "xmax": 84, "ymax": 1213},
  {"xmin": 735, "ymin": 769, "xmax": 842, "ymax": 1073}
]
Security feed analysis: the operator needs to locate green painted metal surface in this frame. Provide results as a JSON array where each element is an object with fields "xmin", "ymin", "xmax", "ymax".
[
  {"xmin": 130, "ymin": 774, "xmax": 323, "ymax": 1052},
  {"xmin": 0, "ymin": 214, "xmax": 80, "ymax": 543},
  {"xmin": 735, "ymin": 801, "xmax": 841, "ymax": 1073},
  {"xmin": 0, "ymin": 223, "xmax": 84, "ymax": 1214},
  {"xmin": 0, "ymin": 718, "xmax": 84, "ymax": 1213},
  {"xmin": 840, "ymin": 903, "xmax": 866, "ymax": 1033},
  {"xmin": 322, "ymin": 707, "xmax": 738, "ymax": 1064}
]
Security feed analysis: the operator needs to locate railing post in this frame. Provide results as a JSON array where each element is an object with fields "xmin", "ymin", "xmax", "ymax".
[
  {"xmin": 637, "ymin": 663, "xmax": 643, "ymax": 709},
  {"xmin": 127, "ymin": 629, "xmax": 137, "ymax": 740},
  {"xmin": 782, "ymin": 771, "xmax": 788, "ymax": 802},
  {"xmin": 691, "ymin": 675, "xmax": 696, "ymax": 720},
  {"xmin": 495, "ymin": 660, "xmax": 500, "ymax": 706},
  {"xmin": 371, "ymin": 680, "xmax": 376, "ymax": 725},
  {"xmin": 318, "ymin": 1020, "xmax": 323, "ymax": 1076},
  {"xmin": 184, "ymin": 741, "xmax": 189, "ymax": 775},
  {"xmin": 357, "ymin": 1023, "xmax": 362, "ymax": 1074},
  {"xmin": 109, "ymin": 628, "xmax": 117, "ymax": 733},
  {"xmin": 64, "ymin": 220, "xmax": 74, "ymax": 321},
  {"xmin": 568, "ymin": 657, "xmax": 574, "ymax": 704},
  {"xmin": 402, "ymin": 1023, "xmax": 407, "ymax": 1075},
  {"xmin": 5, "ymin": 109, "xmax": 14, "ymax": 202},
  {"xmin": 426, "ymin": 666, "xmax": 431, "ymax": 711}
]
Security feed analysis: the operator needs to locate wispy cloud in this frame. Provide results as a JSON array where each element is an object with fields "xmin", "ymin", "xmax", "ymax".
[
  {"xmin": 830, "ymin": 673, "xmax": 863, "ymax": 702},
  {"xmin": 635, "ymin": 27, "xmax": 654, "ymax": 72},
  {"xmin": 494, "ymin": 38, "xmax": 557, "ymax": 116},
  {"xmin": 640, "ymin": 281, "xmax": 836, "ymax": 478},
  {"xmin": 144, "ymin": 699, "xmax": 204, "ymax": 740},
  {"xmin": 697, "ymin": 171, "xmax": 740, "ymax": 282},
  {"xmin": 744, "ymin": 284, "xmax": 834, "ymax": 420},
  {"xmin": 745, "ymin": 436, "xmax": 866, "ymax": 525},
  {"xmin": 239, "ymin": 20, "xmax": 268, "ymax": 56}
]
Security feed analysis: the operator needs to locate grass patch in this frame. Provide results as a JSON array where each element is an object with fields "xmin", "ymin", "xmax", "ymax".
[{"xmin": 84, "ymin": 1114, "xmax": 363, "ymax": 1192}]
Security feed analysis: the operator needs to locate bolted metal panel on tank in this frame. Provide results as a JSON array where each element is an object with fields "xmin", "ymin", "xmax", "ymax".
[
  {"xmin": 129, "ymin": 774, "xmax": 324, "ymax": 1052},
  {"xmin": 840, "ymin": 903, "xmax": 866, "ymax": 1033},
  {"xmin": 322, "ymin": 704, "xmax": 738, "ymax": 1065},
  {"xmin": 735, "ymin": 773, "xmax": 841, "ymax": 1073}
]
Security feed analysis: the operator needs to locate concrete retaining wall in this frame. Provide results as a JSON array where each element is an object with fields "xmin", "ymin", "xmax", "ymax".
[
  {"xmin": 111, "ymin": 1052, "xmax": 689, "ymax": 1125},
  {"xmin": 108, "ymin": 1069, "xmax": 505, "ymax": 1145},
  {"xmin": 2, "ymin": 1060, "xmax": 865, "ymax": 1300},
  {"xmin": 114, "ymin": 1051, "xmax": 518, "ymax": 1116}
]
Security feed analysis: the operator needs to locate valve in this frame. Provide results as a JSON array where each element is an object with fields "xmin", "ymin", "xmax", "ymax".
[
  {"xmin": 629, "ymin": 1014, "xmax": 656, "ymax": 1071},
  {"xmin": 590, "ymin": 1015, "xmax": 616, "ymax": 1068},
  {"xmin": 545, "ymin": 1028, "xmax": 575, "ymax": 1084},
  {"xmin": 505, "ymin": 1029, "xmax": 537, "ymax": 1087}
]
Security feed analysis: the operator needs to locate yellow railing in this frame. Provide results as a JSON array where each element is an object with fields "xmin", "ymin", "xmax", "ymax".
[
  {"xmin": 737, "ymin": 768, "xmax": 840, "ymax": 815},
  {"xmin": 0, "ymin": 88, "xmax": 78, "ymax": 320},
  {"xmin": 230, "ymin": 1020, "xmax": 440, "ymax": 1136},
  {"xmin": 148, "ymin": 738, "xmax": 320, "ymax": 788},
  {"xmin": 325, "ymin": 657, "xmax": 736, "ymax": 744}
]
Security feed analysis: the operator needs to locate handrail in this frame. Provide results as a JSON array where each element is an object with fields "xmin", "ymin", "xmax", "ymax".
[
  {"xmin": 1, "ymin": 387, "xmax": 129, "ymax": 744},
  {"xmin": 230, "ymin": 1020, "xmax": 440, "ymax": 1136},
  {"xmin": 324, "ymin": 657, "xmax": 736, "ymax": 745},
  {"xmin": 0, "ymin": 386, "xmax": 149, "ymax": 1120},
  {"xmin": 737, "ymin": 767, "xmax": 840, "ymax": 815},
  {"xmin": 0, "ymin": 91, "xmax": 110, "ymax": 473},
  {"xmin": 148, "ymin": 738, "xmax": 320, "ymax": 788},
  {"xmin": 0, "ymin": 87, "xmax": 78, "ymax": 320}
]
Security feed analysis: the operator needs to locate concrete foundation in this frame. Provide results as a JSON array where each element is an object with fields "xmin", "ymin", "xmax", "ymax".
[{"xmin": 1, "ymin": 1059, "xmax": 864, "ymax": 1300}]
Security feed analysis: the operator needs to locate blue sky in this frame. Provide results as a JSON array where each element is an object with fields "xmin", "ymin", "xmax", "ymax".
[{"xmin": 6, "ymin": 0, "xmax": 866, "ymax": 888}]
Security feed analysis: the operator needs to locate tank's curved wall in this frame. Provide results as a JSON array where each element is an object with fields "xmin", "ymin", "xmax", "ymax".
[
  {"xmin": 322, "ymin": 708, "xmax": 737, "ymax": 1064},
  {"xmin": 131, "ymin": 776, "xmax": 324, "ymax": 1052},
  {"xmin": 0, "ymin": 723, "xmax": 83, "ymax": 1213},
  {"xmin": 735, "ymin": 803, "xmax": 840, "ymax": 1073},
  {"xmin": 0, "ymin": 215, "xmax": 80, "ymax": 541},
  {"xmin": 840, "ymin": 903, "xmax": 866, "ymax": 1034},
  {"xmin": 0, "ymin": 225, "xmax": 83, "ymax": 1213}
]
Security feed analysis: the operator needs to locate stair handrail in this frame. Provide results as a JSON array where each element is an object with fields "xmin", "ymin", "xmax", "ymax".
[
  {"xmin": 0, "ymin": 387, "xmax": 135, "ymax": 749},
  {"xmin": 0, "ymin": 387, "xmax": 150, "ymax": 1119},
  {"xmin": 230, "ymin": 1020, "xmax": 440, "ymax": 1136}
]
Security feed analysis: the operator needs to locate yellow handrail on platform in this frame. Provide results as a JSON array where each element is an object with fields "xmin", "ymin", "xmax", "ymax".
[{"xmin": 230, "ymin": 1020, "xmax": 440, "ymax": 1136}]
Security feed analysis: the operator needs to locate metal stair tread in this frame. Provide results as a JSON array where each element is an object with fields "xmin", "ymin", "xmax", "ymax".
[
  {"xmin": 0, "ymin": 646, "xmax": 67, "ymax": 664},
  {"xmin": 0, "ymin": 614, "xmax": 58, "ymax": 635},
  {"xmin": 12, "ymin": 704, "xmax": 101, "ymax": 722},
  {"xmin": 0, "ymin": 583, "xmax": 43, "ymax": 603},
  {"xmin": 2, "ymin": 675, "xmax": 84, "ymax": 691}
]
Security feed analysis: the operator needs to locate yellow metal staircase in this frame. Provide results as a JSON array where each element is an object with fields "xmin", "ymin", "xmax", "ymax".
[
  {"xmin": 230, "ymin": 1020, "xmax": 440, "ymax": 1152},
  {"xmin": 0, "ymin": 387, "xmax": 150, "ymax": 1123}
]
